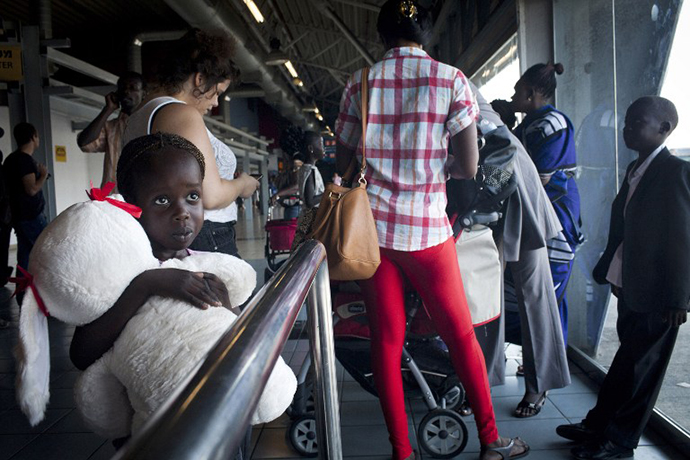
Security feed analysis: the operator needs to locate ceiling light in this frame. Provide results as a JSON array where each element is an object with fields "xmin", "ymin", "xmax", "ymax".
[
  {"xmin": 243, "ymin": 0, "xmax": 265, "ymax": 23},
  {"xmin": 302, "ymin": 106, "xmax": 319, "ymax": 113},
  {"xmin": 133, "ymin": 38, "xmax": 143, "ymax": 47},
  {"xmin": 265, "ymin": 37, "xmax": 288, "ymax": 66},
  {"xmin": 316, "ymin": 113, "xmax": 324, "ymax": 121},
  {"xmin": 224, "ymin": 96, "xmax": 231, "ymax": 102},
  {"xmin": 285, "ymin": 61, "xmax": 299, "ymax": 78},
  {"xmin": 292, "ymin": 77, "xmax": 304, "ymax": 87}
]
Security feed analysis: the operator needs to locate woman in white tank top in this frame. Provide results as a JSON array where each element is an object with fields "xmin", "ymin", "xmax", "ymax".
[{"xmin": 123, "ymin": 29, "xmax": 259, "ymax": 257}]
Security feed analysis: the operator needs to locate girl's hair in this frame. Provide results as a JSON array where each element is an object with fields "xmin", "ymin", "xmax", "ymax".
[
  {"xmin": 157, "ymin": 28, "xmax": 240, "ymax": 96},
  {"xmin": 279, "ymin": 126, "xmax": 321, "ymax": 162},
  {"xmin": 521, "ymin": 62, "xmax": 564, "ymax": 99},
  {"xmin": 117, "ymin": 132, "xmax": 206, "ymax": 203},
  {"xmin": 377, "ymin": 0, "xmax": 433, "ymax": 47}
]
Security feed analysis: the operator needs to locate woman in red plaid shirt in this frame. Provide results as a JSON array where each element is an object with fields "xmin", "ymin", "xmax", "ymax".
[{"xmin": 335, "ymin": 2, "xmax": 529, "ymax": 459}]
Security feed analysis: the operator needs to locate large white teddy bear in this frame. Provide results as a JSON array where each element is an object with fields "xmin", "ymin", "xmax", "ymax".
[{"xmin": 16, "ymin": 198, "xmax": 297, "ymax": 438}]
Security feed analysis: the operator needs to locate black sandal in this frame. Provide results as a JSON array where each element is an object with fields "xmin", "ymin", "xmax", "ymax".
[
  {"xmin": 514, "ymin": 391, "xmax": 547, "ymax": 418},
  {"xmin": 480, "ymin": 437, "xmax": 530, "ymax": 459}
]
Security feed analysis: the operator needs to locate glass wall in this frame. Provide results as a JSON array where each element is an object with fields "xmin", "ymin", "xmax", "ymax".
[
  {"xmin": 553, "ymin": 0, "xmax": 687, "ymax": 431},
  {"xmin": 470, "ymin": 35, "xmax": 521, "ymax": 104}
]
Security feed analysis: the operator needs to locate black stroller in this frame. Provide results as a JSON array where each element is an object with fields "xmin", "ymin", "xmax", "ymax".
[{"xmin": 287, "ymin": 284, "xmax": 469, "ymax": 459}]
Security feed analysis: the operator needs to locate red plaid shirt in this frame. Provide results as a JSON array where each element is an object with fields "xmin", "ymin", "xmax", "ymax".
[{"xmin": 336, "ymin": 47, "xmax": 478, "ymax": 251}]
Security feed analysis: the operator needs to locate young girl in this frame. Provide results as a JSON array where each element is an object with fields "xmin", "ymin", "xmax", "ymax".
[
  {"xmin": 508, "ymin": 62, "xmax": 580, "ymax": 417},
  {"xmin": 69, "ymin": 132, "xmax": 251, "ymax": 456}
]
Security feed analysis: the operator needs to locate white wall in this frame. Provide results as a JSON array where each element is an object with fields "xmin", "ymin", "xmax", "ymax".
[{"xmin": 49, "ymin": 99, "xmax": 105, "ymax": 214}]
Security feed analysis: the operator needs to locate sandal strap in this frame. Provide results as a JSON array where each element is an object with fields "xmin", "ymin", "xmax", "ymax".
[{"xmin": 481, "ymin": 438, "xmax": 515, "ymax": 459}]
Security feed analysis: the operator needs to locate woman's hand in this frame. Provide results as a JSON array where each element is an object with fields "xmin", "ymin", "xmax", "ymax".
[{"xmin": 235, "ymin": 172, "xmax": 260, "ymax": 199}]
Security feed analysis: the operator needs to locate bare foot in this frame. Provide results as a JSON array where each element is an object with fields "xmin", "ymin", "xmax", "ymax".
[{"xmin": 480, "ymin": 436, "xmax": 529, "ymax": 460}]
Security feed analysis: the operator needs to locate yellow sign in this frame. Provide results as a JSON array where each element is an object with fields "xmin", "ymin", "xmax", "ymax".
[
  {"xmin": 55, "ymin": 145, "xmax": 67, "ymax": 163},
  {"xmin": 0, "ymin": 46, "xmax": 22, "ymax": 82}
]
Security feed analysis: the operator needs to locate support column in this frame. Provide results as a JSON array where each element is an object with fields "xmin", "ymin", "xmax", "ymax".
[
  {"xmin": 242, "ymin": 154, "xmax": 252, "ymax": 220},
  {"xmin": 516, "ymin": 0, "xmax": 554, "ymax": 72},
  {"xmin": 259, "ymin": 157, "xmax": 269, "ymax": 217},
  {"xmin": 21, "ymin": 25, "xmax": 57, "ymax": 220}
]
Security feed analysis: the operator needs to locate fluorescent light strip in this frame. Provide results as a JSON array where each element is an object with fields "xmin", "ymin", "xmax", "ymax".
[
  {"xmin": 243, "ymin": 0, "xmax": 265, "ymax": 23},
  {"xmin": 285, "ymin": 61, "xmax": 299, "ymax": 78}
]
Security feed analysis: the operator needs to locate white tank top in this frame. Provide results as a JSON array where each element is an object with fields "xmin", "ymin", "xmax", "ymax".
[{"xmin": 123, "ymin": 96, "xmax": 238, "ymax": 222}]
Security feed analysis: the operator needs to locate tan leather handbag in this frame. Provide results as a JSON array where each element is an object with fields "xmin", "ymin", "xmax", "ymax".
[{"xmin": 308, "ymin": 68, "xmax": 380, "ymax": 280}]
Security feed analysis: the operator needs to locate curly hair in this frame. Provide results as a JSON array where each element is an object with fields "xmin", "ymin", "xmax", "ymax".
[
  {"xmin": 117, "ymin": 132, "xmax": 206, "ymax": 203},
  {"xmin": 279, "ymin": 126, "xmax": 322, "ymax": 163},
  {"xmin": 157, "ymin": 28, "xmax": 240, "ymax": 96},
  {"xmin": 377, "ymin": 0, "xmax": 433, "ymax": 47},
  {"xmin": 280, "ymin": 125, "xmax": 306, "ymax": 161},
  {"xmin": 520, "ymin": 62, "xmax": 564, "ymax": 100}
]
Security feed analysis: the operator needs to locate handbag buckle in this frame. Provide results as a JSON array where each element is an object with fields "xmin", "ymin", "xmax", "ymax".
[
  {"xmin": 358, "ymin": 173, "xmax": 367, "ymax": 186},
  {"xmin": 329, "ymin": 191, "xmax": 342, "ymax": 199}
]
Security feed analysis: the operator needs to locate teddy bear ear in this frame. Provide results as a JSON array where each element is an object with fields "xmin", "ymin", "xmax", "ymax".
[{"xmin": 15, "ymin": 289, "xmax": 51, "ymax": 426}]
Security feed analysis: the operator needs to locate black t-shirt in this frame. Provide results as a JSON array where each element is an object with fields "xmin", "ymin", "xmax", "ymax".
[{"xmin": 3, "ymin": 150, "xmax": 45, "ymax": 222}]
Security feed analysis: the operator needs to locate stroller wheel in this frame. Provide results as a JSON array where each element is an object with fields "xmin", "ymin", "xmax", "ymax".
[
  {"xmin": 288, "ymin": 414, "xmax": 318, "ymax": 457},
  {"xmin": 418, "ymin": 409, "xmax": 468, "ymax": 458}
]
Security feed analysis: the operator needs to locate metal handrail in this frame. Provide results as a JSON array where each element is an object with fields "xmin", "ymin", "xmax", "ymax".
[{"xmin": 112, "ymin": 240, "xmax": 342, "ymax": 460}]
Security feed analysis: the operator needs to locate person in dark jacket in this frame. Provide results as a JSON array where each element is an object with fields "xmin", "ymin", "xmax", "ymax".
[{"xmin": 557, "ymin": 96, "xmax": 689, "ymax": 460}]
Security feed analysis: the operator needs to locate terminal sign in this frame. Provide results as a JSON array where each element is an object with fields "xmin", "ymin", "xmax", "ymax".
[
  {"xmin": 55, "ymin": 145, "xmax": 67, "ymax": 163},
  {"xmin": 0, "ymin": 46, "xmax": 23, "ymax": 82}
]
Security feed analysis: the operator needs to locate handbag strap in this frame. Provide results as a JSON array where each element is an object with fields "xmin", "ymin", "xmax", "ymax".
[{"xmin": 358, "ymin": 67, "xmax": 369, "ymax": 184}]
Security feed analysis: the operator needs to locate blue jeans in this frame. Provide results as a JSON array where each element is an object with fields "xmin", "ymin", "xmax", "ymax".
[
  {"xmin": 283, "ymin": 205, "xmax": 301, "ymax": 220},
  {"xmin": 15, "ymin": 213, "xmax": 48, "ymax": 272},
  {"xmin": 189, "ymin": 220, "xmax": 240, "ymax": 258}
]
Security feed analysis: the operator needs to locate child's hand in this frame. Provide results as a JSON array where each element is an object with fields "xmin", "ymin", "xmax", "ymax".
[
  {"xmin": 199, "ymin": 272, "xmax": 232, "ymax": 310},
  {"xmin": 663, "ymin": 309, "xmax": 687, "ymax": 328},
  {"xmin": 139, "ymin": 269, "xmax": 227, "ymax": 310}
]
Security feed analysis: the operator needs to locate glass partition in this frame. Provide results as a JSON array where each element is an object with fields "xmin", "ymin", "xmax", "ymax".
[
  {"xmin": 554, "ymin": 0, "xmax": 687, "ymax": 432},
  {"xmin": 471, "ymin": 35, "xmax": 521, "ymax": 103}
]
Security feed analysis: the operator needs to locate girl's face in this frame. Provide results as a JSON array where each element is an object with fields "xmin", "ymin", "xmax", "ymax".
[
  {"xmin": 191, "ymin": 77, "xmax": 231, "ymax": 116},
  {"xmin": 135, "ymin": 149, "xmax": 204, "ymax": 261},
  {"xmin": 510, "ymin": 78, "xmax": 535, "ymax": 113},
  {"xmin": 308, "ymin": 137, "xmax": 325, "ymax": 162}
]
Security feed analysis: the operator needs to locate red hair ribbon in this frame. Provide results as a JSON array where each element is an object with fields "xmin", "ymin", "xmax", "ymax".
[
  {"xmin": 86, "ymin": 181, "xmax": 142, "ymax": 218},
  {"xmin": 9, "ymin": 266, "xmax": 50, "ymax": 317}
]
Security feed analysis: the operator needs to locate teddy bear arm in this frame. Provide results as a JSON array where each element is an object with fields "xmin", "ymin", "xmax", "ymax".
[{"xmin": 74, "ymin": 352, "xmax": 134, "ymax": 439}]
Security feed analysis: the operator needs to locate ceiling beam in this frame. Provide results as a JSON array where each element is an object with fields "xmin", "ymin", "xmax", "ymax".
[
  {"xmin": 310, "ymin": 0, "xmax": 375, "ymax": 66},
  {"xmin": 292, "ymin": 59, "xmax": 351, "ymax": 77},
  {"xmin": 332, "ymin": 0, "xmax": 380, "ymax": 13},
  {"xmin": 308, "ymin": 38, "xmax": 343, "ymax": 61},
  {"xmin": 284, "ymin": 30, "xmax": 310, "ymax": 50},
  {"xmin": 427, "ymin": 0, "xmax": 459, "ymax": 49},
  {"xmin": 284, "ymin": 21, "xmax": 381, "ymax": 48}
]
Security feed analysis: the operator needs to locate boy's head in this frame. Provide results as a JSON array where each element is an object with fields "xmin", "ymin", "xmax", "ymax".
[
  {"xmin": 624, "ymin": 96, "xmax": 678, "ymax": 154},
  {"xmin": 118, "ymin": 133, "xmax": 206, "ymax": 260},
  {"xmin": 14, "ymin": 122, "xmax": 39, "ymax": 148}
]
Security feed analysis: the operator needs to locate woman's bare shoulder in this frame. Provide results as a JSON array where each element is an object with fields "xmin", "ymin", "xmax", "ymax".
[{"xmin": 153, "ymin": 104, "xmax": 204, "ymax": 131}]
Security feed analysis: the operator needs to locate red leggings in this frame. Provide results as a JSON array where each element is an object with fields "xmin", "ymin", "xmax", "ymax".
[{"xmin": 360, "ymin": 237, "xmax": 499, "ymax": 459}]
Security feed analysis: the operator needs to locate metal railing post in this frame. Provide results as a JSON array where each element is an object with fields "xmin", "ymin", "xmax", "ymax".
[{"xmin": 307, "ymin": 264, "xmax": 342, "ymax": 459}]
